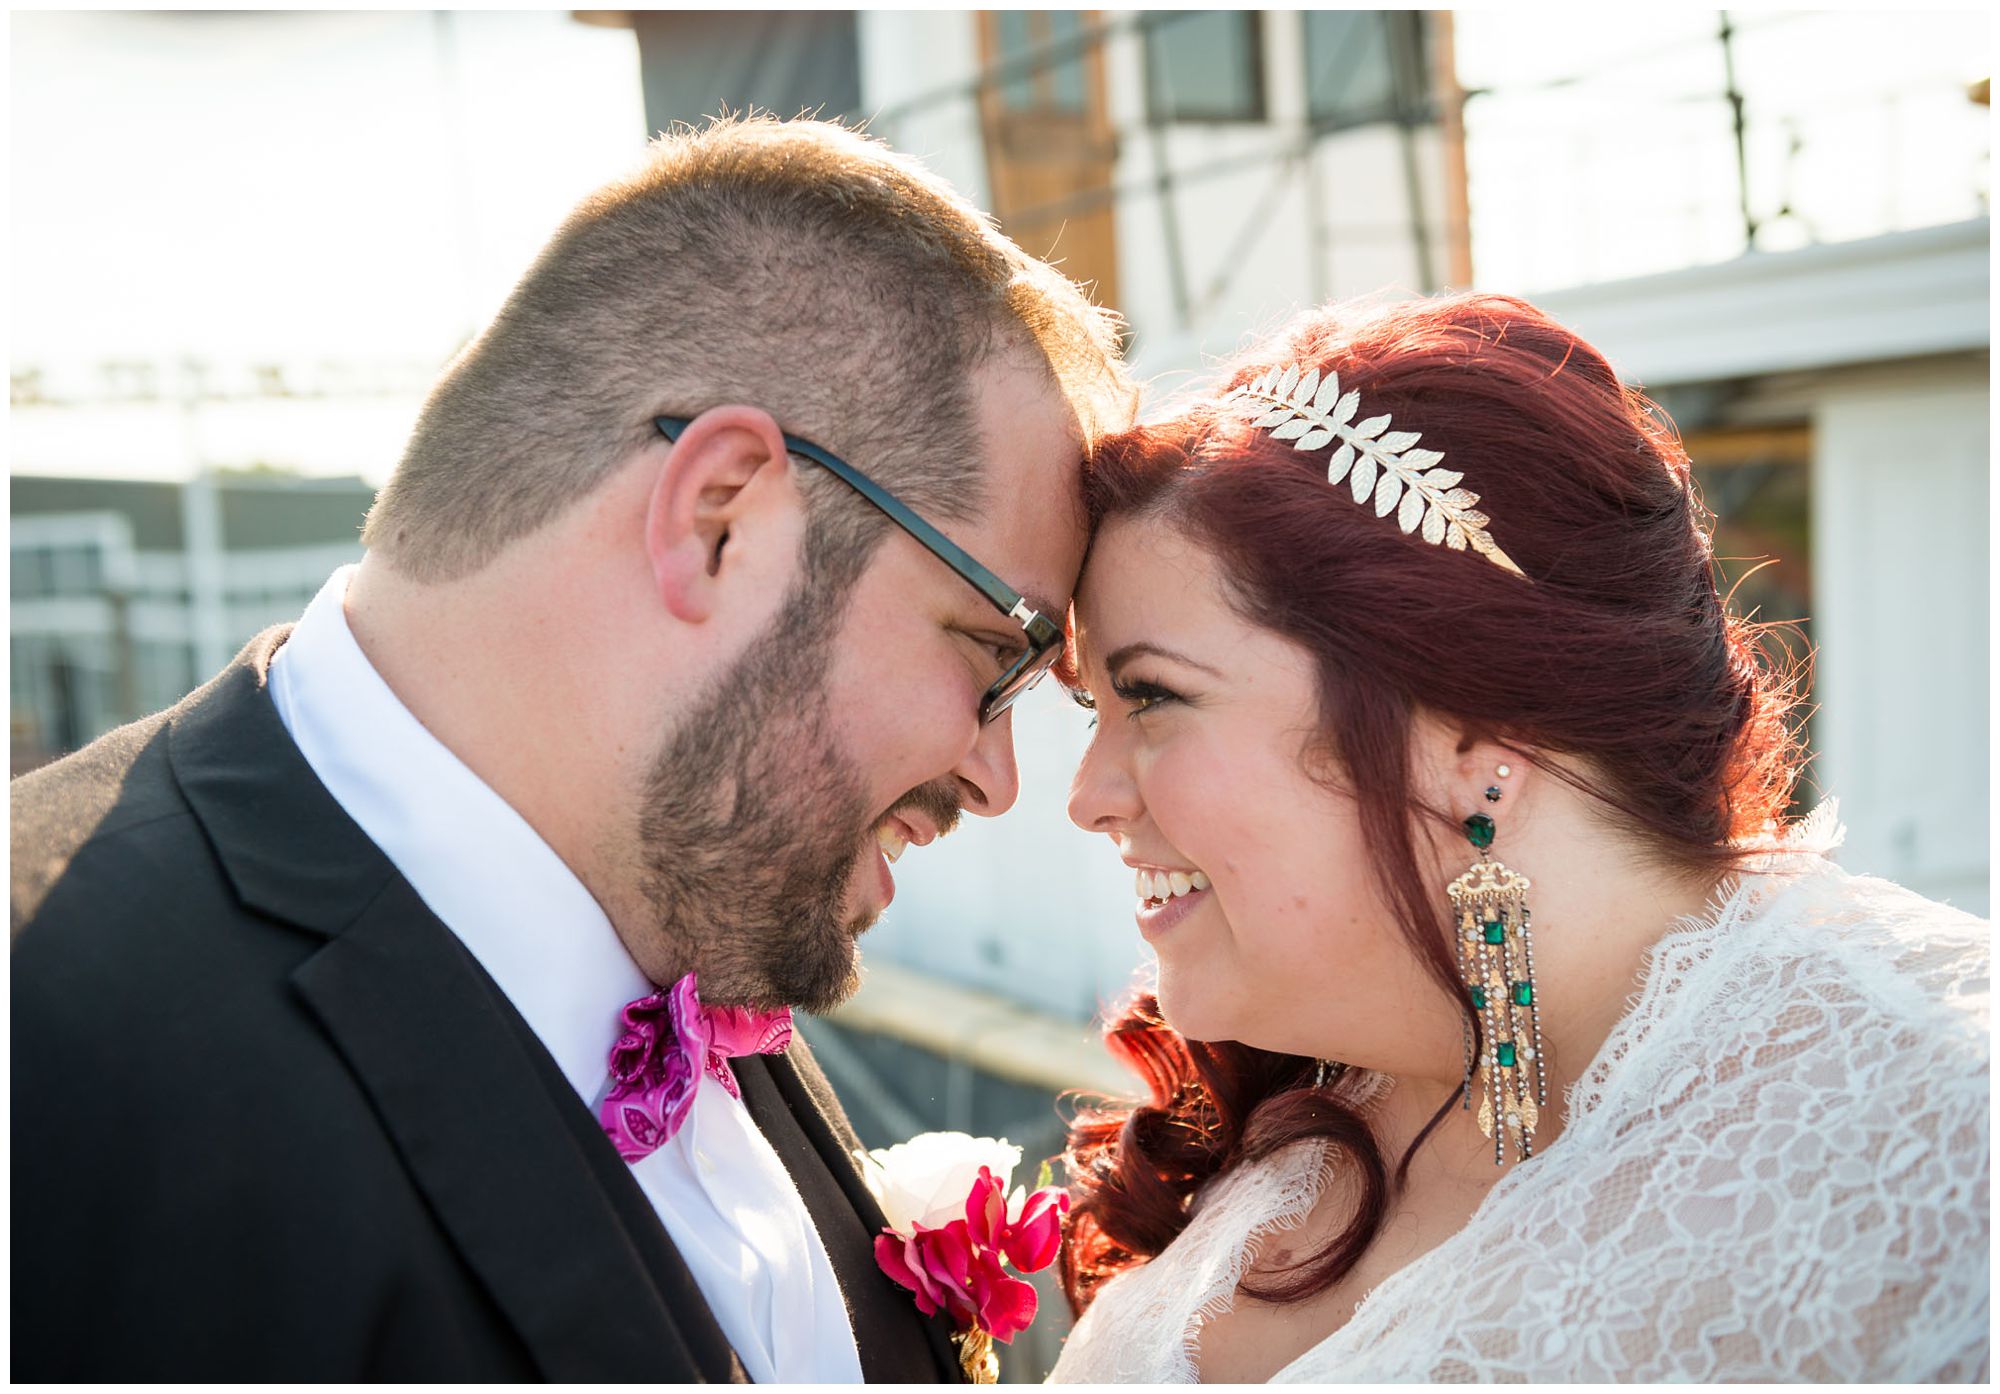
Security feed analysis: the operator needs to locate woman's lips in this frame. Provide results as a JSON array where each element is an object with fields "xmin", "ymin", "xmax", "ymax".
[{"xmin": 1136, "ymin": 885, "xmax": 1209, "ymax": 940}]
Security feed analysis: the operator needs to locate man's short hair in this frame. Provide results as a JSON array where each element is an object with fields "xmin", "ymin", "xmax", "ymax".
[{"xmin": 363, "ymin": 116, "xmax": 1135, "ymax": 584}]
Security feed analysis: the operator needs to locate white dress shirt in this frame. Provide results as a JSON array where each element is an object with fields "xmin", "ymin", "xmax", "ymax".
[{"xmin": 267, "ymin": 565, "xmax": 863, "ymax": 1383}]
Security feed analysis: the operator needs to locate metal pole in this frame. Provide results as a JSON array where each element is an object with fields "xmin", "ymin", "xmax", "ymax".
[
  {"xmin": 1395, "ymin": 122, "xmax": 1437, "ymax": 294},
  {"xmin": 178, "ymin": 360, "xmax": 232, "ymax": 682},
  {"xmin": 1719, "ymin": 10, "xmax": 1758, "ymax": 250},
  {"xmin": 1147, "ymin": 116, "xmax": 1194, "ymax": 331}
]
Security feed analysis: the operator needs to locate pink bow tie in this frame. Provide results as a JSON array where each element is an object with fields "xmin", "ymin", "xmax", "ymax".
[{"xmin": 599, "ymin": 972, "xmax": 793, "ymax": 1163}]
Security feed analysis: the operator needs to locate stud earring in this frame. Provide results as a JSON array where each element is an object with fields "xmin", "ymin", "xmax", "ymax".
[
  {"xmin": 1449, "ymin": 812, "xmax": 1546, "ymax": 1166},
  {"xmin": 1485, "ymin": 785, "xmax": 1503, "ymax": 803}
]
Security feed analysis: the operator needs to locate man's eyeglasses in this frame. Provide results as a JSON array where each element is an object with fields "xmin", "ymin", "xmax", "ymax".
[{"xmin": 654, "ymin": 415, "xmax": 1064, "ymax": 724}]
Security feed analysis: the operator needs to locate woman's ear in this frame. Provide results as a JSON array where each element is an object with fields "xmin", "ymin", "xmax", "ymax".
[
  {"xmin": 644, "ymin": 406, "xmax": 794, "ymax": 624},
  {"xmin": 1451, "ymin": 730, "xmax": 1534, "ymax": 822},
  {"xmin": 1413, "ymin": 712, "xmax": 1532, "ymax": 826}
]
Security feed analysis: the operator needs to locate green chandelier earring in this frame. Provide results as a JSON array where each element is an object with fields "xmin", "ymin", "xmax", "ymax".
[{"xmin": 1449, "ymin": 812, "xmax": 1547, "ymax": 1165}]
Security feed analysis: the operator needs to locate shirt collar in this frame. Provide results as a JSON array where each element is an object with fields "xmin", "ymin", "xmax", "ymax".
[{"xmin": 268, "ymin": 565, "xmax": 652, "ymax": 1103}]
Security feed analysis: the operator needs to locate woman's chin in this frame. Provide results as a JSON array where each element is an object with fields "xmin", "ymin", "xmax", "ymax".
[{"xmin": 1153, "ymin": 977, "xmax": 1237, "ymax": 1046}]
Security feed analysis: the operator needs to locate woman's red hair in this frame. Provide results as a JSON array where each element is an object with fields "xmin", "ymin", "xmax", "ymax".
[{"xmin": 1058, "ymin": 292, "xmax": 1805, "ymax": 1314}]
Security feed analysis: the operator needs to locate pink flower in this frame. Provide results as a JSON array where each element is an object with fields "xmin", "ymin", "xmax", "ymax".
[
  {"xmin": 1003, "ymin": 1187, "xmax": 1068, "ymax": 1274},
  {"xmin": 962, "ymin": 1165, "xmax": 1067, "ymax": 1274},
  {"xmin": 873, "ymin": 1218, "xmax": 1040, "ymax": 1343},
  {"xmin": 964, "ymin": 1166, "xmax": 1011, "ymax": 1250},
  {"xmin": 965, "ymin": 1245, "xmax": 1038, "ymax": 1343},
  {"xmin": 875, "ymin": 1229, "xmax": 949, "ymax": 1317},
  {"xmin": 862, "ymin": 1133, "xmax": 1070, "ymax": 1352}
]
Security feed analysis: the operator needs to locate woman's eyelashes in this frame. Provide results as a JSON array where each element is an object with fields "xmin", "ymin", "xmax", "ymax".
[
  {"xmin": 1109, "ymin": 675, "xmax": 1183, "ymax": 716},
  {"xmin": 1068, "ymin": 675, "xmax": 1186, "ymax": 728}
]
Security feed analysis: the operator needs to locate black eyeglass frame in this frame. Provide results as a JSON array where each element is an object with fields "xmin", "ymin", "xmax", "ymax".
[{"xmin": 654, "ymin": 414, "xmax": 1063, "ymax": 723}]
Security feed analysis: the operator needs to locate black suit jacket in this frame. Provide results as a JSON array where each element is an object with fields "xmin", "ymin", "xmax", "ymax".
[{"xmin": 11, "ymin": 628, "xmax": 963, "ymax": 1382}]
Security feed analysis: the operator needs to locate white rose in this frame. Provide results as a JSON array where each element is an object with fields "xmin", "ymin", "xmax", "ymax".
[{"xmin": 855, "ymin": 1131, "xmax": 1023, "ymax": 1237}]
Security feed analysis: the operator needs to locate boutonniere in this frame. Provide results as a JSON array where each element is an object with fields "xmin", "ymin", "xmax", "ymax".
[{"xmin": 855, "ymin": 1132, "xmax": 1069, "ymax": 1383}]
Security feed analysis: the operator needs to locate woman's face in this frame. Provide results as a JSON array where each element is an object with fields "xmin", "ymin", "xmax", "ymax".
[{"xmin": 1067, "ymin": 515, "xmax": 1462, "ymax": 1071}]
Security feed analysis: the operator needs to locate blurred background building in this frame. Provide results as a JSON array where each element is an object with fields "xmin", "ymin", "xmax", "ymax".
[
  {"xmin": 10, "ymin": 11, "xmax": 1990, "ymax": 1377},
  {"xmin": 10, "ymin": 466, "xmax": 375, "ymax": 772}
]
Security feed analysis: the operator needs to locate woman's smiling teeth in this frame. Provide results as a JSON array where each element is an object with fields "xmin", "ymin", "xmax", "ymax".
[
  {"xmin": 876, "ymin": 822, "xmax": 909, "ymax": 863},
  {"xmin": 1136, "ymin": 868, "xmax": 1211, "ymax": 904}
]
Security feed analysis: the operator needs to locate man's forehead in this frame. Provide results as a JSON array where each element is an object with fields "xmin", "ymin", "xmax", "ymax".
[
  {"xmin": 1022, "ymin": 588, "xmax": 1066, "ymax": 623},
  {"xmin": 966, "ymin": 358, "xmax": 1090, "ymax": 609}
]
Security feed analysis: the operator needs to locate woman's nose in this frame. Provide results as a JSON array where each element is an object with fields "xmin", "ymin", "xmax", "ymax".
[{"xmin": 1067, "ymin": 730, "xmax": 1141, "ymax": 834}]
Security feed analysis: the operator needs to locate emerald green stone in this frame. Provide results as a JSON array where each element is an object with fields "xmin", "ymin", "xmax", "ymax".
[
  {"xmin": 1463, "ymin": 814, "xmax": 1495, "ymax": 850},
  {"xmin": 1470, "ymin": 985, "xmax": 1487, "ymax": 1010},
  {"xmin": 1483, "ymin": 920, "xmax": 1505, "ymax": 945},
  {"xmin": 1497, "ymin": 1041, "xmax": 1518, "ymax": 1068},
  {"xmin": 1513, "ymin": 981, "xmax": 1534, "ymax": 1006}
]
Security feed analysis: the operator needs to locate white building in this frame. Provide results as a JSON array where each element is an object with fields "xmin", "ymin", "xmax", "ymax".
[
  {"xmin": 10, "ymin": 472, "xmax": 372, "ymax": 773},
  {"xmin": 860, "ymin": 9, "xmax": 1462, "ymax": 375}
]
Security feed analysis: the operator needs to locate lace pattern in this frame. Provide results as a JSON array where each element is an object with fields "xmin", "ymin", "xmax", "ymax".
[{"xmin": 1051, "ymin": 813, "xmax": 1990, "ymax": 1382}]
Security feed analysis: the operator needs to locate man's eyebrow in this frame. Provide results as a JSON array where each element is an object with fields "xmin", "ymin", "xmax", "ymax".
[
  {"xmin": 1105, "ymin": 642, "xmax": 1224, "ymax": 678},
  {"xmin": 1024, "ymin": 592, "xmax": 1063, "ymax": 623}
]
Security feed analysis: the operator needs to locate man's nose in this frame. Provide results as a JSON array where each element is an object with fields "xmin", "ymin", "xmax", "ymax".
[{"xmin": 952, "ymin": 705, "xmax": 1022, "ymax": 818}]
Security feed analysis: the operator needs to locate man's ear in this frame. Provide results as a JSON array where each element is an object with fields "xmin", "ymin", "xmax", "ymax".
[{"xmin": 644, "ymin": 406, "xmax": 794, "ymax": 624}]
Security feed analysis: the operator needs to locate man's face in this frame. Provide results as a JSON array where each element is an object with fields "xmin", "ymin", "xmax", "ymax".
[{"xmin": 635, "ymin": 353, "xmax": 1089, "ymax": 1011}]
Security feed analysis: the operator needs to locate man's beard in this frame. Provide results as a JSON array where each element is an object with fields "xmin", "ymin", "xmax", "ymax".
[
  {"xmin": 632, "ymin": 574, "xmax": 966, "ymax": 1013},
  {"xmin": 634, "ymin": 579, "xmax": 870, "ymax": 1013}
]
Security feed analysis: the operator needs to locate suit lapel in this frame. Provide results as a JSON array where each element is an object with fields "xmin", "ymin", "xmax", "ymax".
[
  {"xmin": 171, "ymin": 637, "xmax": 744, "ymax": 1382},
  {"xmin": 293, "ymin": 885, "xmax": 745, "ymax": 1380},
  {"xmin": 738, "ymin": 1045, "xmax": 966, "ymax": 1382}
]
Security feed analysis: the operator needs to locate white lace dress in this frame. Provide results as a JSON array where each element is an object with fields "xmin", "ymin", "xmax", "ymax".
[{"xmin": 1050, "ymin": 811, "xmax": 1990, "ymax": 1382}]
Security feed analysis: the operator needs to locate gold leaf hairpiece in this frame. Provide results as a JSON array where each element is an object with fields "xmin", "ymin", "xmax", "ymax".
[{"xmin": 1222, "ymin": 363, "xmax": 1527, "ymax": 580}]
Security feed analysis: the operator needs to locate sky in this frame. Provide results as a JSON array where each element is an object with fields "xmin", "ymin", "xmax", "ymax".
[
  {"xmin": 1453, "ymin": 8, "xmax": 1990, "ymax": 283},
  {"xmin": 10, "ymin": 10, "xmax": 650, "ymax": 478},
  {"xmin": 8, "ymin": 8, "xmax": 1991, "ymax": 483}
]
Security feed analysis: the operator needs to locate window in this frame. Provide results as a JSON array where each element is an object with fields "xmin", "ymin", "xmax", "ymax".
[
  {"xmin": 49, "ymin": 544, "xmax": 103, "ymax": 597},
  {"xmin": 1144, "ymin": 10, "xmax": 1264, "ymax": 123},
  {"xmin": 12, "ymin": 546, "xmax": 52, "ymax": 600},
  {"xmin": 994, "ymin": 10, "xmax": 1089, "ymax": 114},
  {"xmin": 1303, "ymin": 11, "xmax": 1431, "ymax": 129},
  {"xmin": 630, "ymin": 11, "xmax": 862, "ymax": 132}
]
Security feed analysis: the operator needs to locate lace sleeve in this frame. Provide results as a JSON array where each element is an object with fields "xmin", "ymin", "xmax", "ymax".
[{"xmin": 1049, "ymin": 1139, "xmax": 1335, "ymax": 1384}]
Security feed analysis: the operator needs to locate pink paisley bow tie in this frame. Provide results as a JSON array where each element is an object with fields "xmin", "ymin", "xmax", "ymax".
[{"xmin": 598, "ymin": 972, "xmax": 793, "ymax": 1163}]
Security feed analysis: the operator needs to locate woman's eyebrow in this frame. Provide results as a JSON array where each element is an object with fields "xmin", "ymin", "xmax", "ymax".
[{"xmin": 1105, "ymin": 641, "xmax": 1224, "ymax": 679}]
